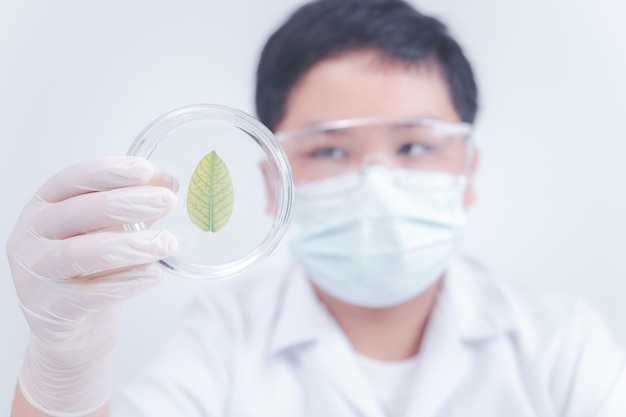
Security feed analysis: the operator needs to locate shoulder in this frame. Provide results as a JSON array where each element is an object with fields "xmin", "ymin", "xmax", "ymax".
[
  {"xmin": 447, "ymin": 253, "xmax": 612, "ymax": 345},
  {"xmin": 447, "ymin": 254, "xmax": 625, "ymax": 412},
  {"xmin": 445, "ymin": 253, "xmax": 624, "ymax": 371}
]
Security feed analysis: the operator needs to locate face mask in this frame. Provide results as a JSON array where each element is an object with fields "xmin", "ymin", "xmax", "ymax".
[{"xmin": 287, "ymin": 167, "xmax": 467, "ymax": 308}]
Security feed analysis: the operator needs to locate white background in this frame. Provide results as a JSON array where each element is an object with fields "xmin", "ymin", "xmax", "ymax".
[{"xmin": 1, "ymin": 0, "xmax": 625, "ymax": 413}]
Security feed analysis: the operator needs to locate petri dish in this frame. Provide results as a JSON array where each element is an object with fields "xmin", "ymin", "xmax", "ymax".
[{"xmin": 126, "ymin": 104, "xmax": 293, "ymax": 279}]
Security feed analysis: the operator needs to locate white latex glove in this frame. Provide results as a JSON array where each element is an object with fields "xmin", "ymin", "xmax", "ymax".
[{"xmin": 7, "ymin": 156, "xmax": 178, "ymax": 417}]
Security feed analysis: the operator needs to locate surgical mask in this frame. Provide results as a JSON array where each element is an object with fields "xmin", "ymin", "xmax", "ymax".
[{"xmin": 287, "ymin": 167, "xmax": 467, "ymax": 308}]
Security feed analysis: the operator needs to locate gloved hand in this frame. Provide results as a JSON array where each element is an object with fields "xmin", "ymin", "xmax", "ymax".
[{"xmin": 7, "ymin": 156, "xmax": 178, "ymax": 416}]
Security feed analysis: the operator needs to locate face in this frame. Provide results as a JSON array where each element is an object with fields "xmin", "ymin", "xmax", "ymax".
[{"xmin": 275, "ymin": 50, "xmax": 478, "ymax": 205}]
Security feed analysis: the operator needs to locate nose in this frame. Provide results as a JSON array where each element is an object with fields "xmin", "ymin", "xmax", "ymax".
[{"xmin": 360, "ymin": 153, "xmax": 393, "ymax": 171}]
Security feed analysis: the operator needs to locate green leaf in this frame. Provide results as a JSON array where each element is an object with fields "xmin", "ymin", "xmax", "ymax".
[{"xmin": 186, "ymin": 151, "xmax": 234, "ymax": 233}]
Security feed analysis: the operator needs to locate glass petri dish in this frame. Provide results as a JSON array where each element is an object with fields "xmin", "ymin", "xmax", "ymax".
[{"xmin": 126, "ymin": 104, "xmax": 293, "ymax": 279}]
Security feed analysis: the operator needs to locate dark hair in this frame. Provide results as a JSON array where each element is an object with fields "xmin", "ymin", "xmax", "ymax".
[{"xmin": 255, "ymin": 0, "xmax": 478, "ymax": 131}]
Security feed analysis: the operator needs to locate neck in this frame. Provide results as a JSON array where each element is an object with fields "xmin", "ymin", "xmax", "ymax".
[{"xmin": 314, "ymin": 279, "xmax": 442, "ymax": 361}]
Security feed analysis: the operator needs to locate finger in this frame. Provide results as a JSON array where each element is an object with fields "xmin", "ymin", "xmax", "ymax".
[
  {"xmin": 30, "ymin": 230, "xmax": 178, "ymax": 280},
  {"xmin": 69, "ymin": 263, "xmax": 166, "ymax": 312},
  {"xmin": 146, "ymin": 172, "xmax": 179, "ymax": 193},
  {"xmin": 21, "ymin": 263, "xmax": 166, "ymax": 322},
  {"xmin": 35, "ymin": 185, "xmax": 177, "ymax": 239},
  {"xmin": 37, "ymin": 156, "xmax": 154, "ymax": 203}
]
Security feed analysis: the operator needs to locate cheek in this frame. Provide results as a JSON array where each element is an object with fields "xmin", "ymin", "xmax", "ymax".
[
  {"xmin": 262, "ymin": 159, "xmax": 312, "ymax": 214},
  {"xmin": 287, "ymin": 158, "xmax": 316, "ymax": 185}
]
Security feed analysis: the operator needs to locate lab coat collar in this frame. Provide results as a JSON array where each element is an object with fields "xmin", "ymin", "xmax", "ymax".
[
  {"xmin": 399, "ymin": 255, "xmax": 517, "ymax": 416},
  {"xmin": 270, "ymin": 255, "xmax": 518, "ymax": 354},
  {"xmin": 269, "ymin": 263, "xmax": 325, "ymax": 355},
  {"xmin": 268, "ymin": 256, "xmax": 518, "ymax": 417},
  {"xmin": 443, "ymin": 254, "xmax": 517, "ymax": 341},
  {"xmin": 270, "ymin": 263, "xmax": 388, "ymax": 416}
]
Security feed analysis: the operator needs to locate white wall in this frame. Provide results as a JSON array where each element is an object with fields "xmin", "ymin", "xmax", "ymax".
[{"xmin": 1, "ymin": 0, "xmax": 625, "ymax": 413}]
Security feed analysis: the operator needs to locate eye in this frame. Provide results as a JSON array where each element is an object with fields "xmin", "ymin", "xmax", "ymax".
[
  {"xmin": 398, "ymin": 142, "xmax": 429, "ymax": 156},
  {"xmin": 308, "ymin": 147, "xmax": 346, "ymax": 159}
]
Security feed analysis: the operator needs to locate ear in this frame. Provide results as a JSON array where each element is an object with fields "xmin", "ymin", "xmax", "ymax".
[
  {"xmin": 463, "ymin": 146, "xmax": 480, "ymax": 208},
  {"xmin": 259, "ymin": 160, "xmax": 277, "ymax": 214}
]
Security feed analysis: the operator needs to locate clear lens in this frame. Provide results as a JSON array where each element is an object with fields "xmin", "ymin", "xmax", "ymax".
[{"xmin": 278, "ymin": 117, "xmax": 473, "ymax": 184}]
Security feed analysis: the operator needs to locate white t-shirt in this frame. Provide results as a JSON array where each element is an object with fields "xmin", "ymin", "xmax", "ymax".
[
  {"xmin": 356, "ymin": 354, "xmax": 420, "ymax": 417},
  {"xmin": 112, "ymin": 255, "xmax": 626, "ymax": 416}
]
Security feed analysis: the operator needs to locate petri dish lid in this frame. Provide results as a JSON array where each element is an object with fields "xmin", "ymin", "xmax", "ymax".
[{"xmin": 126, "ymin": 104, "xmax": 293, "ymax": 279}]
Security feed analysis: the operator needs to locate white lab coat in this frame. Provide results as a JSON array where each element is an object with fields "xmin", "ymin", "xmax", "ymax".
[{"xmin": 112, "ymin": 255, "xmax": 626, "ymax": 416}]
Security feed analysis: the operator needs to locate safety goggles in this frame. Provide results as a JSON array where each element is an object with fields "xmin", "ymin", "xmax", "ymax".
[{"xmin": 276, "ymin": 117, "xmax": 474, "ymax": 184}]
